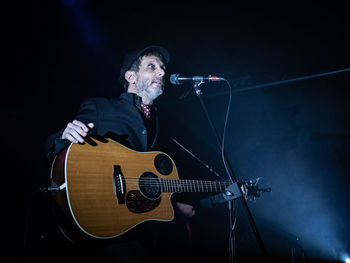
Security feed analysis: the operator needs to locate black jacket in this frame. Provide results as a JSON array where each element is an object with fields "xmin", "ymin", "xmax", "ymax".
[{"xmin": 45, "ymin": 92, "xmax": 159, "ymax": 163}]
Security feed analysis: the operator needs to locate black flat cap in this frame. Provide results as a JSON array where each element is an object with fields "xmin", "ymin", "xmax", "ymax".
[{"xmin": 120, "ymin": 45, "xmax": 170, "ymax": 77}]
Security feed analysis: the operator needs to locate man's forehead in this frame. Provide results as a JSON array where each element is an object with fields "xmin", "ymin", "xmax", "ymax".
[{"xmin": 140, "ymin": 55, "xmax": 165, "ymax": 66}]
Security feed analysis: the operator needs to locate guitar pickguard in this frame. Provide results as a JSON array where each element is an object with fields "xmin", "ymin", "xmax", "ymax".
[{"xmin": 126, "ymin": 190, "xmax": 161, "ymax": 213}]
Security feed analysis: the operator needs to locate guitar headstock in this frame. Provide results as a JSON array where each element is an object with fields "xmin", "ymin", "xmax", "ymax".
[{"xmin": 240, "ymin": 177, "xmax": 271, "ymax": 202}]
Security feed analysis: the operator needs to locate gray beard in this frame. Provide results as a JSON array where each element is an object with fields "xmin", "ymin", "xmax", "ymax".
[{"xmin": 135, "ymin": 75, "xmax": 163, "ymax": 102}]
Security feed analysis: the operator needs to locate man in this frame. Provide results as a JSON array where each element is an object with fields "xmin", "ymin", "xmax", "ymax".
[
  {"xmin": 45, "ymin": 45, "xmax": 196, "ymax": 262},
  {"xmin": 46, "ymin": 45, "xmax": 170, "ymax": 157}
]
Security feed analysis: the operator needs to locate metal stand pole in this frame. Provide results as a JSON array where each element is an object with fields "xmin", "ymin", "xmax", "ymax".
[{"xmin": 192, "ymin": 81, "xmax": 268, "ymax": 262}]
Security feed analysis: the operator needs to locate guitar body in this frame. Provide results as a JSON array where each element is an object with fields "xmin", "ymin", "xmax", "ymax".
[{"xmin": 51, "ymin": 137, "xmax": 178, "ymax": 239}]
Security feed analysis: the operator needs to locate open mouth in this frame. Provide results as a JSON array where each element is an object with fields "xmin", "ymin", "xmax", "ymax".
[{"xmin": 152, "ymin": 79, "xmax": 163, "ymax": 87}]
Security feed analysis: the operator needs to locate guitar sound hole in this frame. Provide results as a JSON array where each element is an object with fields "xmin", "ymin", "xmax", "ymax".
[{"xmin": 139, "ymin": 172, "xmax": 161, "ymax": 200}]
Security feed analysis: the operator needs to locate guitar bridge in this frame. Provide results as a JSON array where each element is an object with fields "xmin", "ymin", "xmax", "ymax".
[{"xmin": 113, "ymin": 165, "xmax": 126, "ymax": 204}]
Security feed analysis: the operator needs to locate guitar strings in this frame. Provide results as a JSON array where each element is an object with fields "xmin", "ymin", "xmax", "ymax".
[
  {"xmin": 118, "ymin": 179, "xmax": 230, "ymax": 185},
  {"xmin": 119, "ymin": 178, "xmax": 230, "ymax": 186},
  {"xmin": 112, "ymin": 177, "xmax": 231, "ymax": 192},
  {"xmin": 115, "ymin": 178, "xmax": 231, "ymax": 184}
]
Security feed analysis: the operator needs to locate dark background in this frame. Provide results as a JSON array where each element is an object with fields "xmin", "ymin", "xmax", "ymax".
[{"xmin": 3, "ymin": 1, "xmax": 350, "ymax": 262}]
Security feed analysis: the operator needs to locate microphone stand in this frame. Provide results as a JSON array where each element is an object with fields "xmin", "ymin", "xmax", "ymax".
[{"xmin": 191, "ymin": 81, "xmax": 268, "ymax": 262}]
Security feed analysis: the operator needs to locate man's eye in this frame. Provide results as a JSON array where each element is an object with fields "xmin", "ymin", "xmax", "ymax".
[{"xmin": 148, "ymin": 64, "xmax": 156, "ymax": 70}]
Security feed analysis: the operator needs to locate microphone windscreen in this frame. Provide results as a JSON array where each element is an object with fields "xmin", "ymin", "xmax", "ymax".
[{"xmin": 170, "ymin": 74, "xmax": 179, "ymax": 85}]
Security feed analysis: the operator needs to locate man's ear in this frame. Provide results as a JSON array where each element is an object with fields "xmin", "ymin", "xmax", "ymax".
[{"xmin": 124, "ymin": 70, "xmax": 136, "ymax": 84}]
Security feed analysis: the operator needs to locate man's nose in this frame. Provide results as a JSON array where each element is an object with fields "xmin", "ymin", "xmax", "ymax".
[{"xmin": 157, "ymin": 68, "xmax": 165, "ymax": 78}]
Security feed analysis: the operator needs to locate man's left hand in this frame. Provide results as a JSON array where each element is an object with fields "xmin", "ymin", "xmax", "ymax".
[{"xmin": 175, "ymin": 202, "xmax": 195, "ymax": 219}]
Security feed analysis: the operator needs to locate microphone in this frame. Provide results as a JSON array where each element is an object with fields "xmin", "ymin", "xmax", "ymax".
[{"xmin": 170, "ymin": 74, "xmax": 225, "ymax": 85}]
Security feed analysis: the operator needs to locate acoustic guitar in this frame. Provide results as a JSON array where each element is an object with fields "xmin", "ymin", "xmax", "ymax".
[{"xmin": 50, "ymin": 137, "xmax": 267, "ymax": 240}]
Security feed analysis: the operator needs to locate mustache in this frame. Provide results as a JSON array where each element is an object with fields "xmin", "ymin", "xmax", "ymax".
[{"xmin": 152, "ymin": 78, "xmax": 164, "ymax": 85}]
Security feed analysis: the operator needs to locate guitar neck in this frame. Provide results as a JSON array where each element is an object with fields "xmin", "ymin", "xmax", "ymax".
[{"xmin": 159, "ymin": 178, "xmax": 231, "ymax": 193}]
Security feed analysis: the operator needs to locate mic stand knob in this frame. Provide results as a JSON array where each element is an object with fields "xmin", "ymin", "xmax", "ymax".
[{"xmin": 193, "ymin": 81, "xmax": 203, "ymax": 96}]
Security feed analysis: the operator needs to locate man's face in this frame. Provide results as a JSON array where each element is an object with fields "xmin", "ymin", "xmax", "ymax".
[{"xmin": 135, "ymin": 55, "xmax": 166, "ymax": 102}]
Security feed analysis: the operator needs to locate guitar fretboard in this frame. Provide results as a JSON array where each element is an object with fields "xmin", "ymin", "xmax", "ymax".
[{"xmin": 159, "ymin": 178, "xmax": 231, "ymax": 193}]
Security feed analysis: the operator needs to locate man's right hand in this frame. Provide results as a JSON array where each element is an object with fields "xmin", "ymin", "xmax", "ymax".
[{"xmin": 61, "ymin": 120, "xmax": 94, "ymax": 143}]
